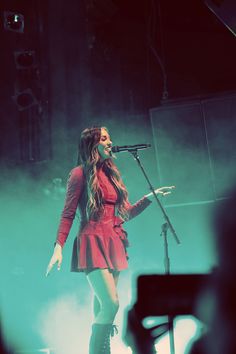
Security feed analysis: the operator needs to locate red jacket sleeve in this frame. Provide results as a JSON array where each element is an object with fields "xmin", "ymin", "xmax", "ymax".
[
  {"xmin": 56, "ymin": 166, "xmax": 85, "ymax": 247},
  {"xmin": 126, "ymin": 196, "xmax": 152, "ymax": 220}
]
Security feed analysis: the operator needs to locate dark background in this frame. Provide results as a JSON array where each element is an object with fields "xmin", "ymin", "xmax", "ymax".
[{"xmin": 1, "ymin": 0, "xmax": 236, "ymax": 178}]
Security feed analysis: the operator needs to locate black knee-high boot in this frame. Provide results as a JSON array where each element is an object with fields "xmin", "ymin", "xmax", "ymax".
[{"xmin": 89, "ymin": 323, "xmax": 114, "ymax": 354}]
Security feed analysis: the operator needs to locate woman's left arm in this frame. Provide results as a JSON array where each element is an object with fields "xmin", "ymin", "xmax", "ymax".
[{"xmin": 127, "ymin": 186, "xmax": 175, "ymax": 220}]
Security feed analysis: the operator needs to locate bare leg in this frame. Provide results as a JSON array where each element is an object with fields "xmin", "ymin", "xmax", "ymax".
[
  {"xmin": 88, "ymin": 270, "xmax": 120, "ymax": 353},
  {"xmin": 87, "ymin": 269, "xmax": 120, "ymax": 324},
  {"xmin": 93, "ymin": 270, "xmax": 120, "ymax": 319},
  {"xmin": 93, "ymin": 296, "xmax": 100, "ymax": 319}
]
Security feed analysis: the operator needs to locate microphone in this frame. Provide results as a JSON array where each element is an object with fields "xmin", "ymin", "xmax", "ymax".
[{"xmin": 111, "ymin": 144, "xmax": 151, "ymax": 153}]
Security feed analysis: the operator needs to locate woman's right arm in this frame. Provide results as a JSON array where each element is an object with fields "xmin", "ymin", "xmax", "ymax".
[{"xmin": 46, "ymin": 166, "xmax": 85, "ymax": 276}]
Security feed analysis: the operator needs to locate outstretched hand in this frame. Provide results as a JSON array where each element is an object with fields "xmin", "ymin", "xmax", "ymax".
[
  {"xmin": 46, "ymin": 243, "xmax": 63, "ymax": 277},
  {"xmin": 146, "ymin": 186, "xmax": 175, "ymax": 199}
]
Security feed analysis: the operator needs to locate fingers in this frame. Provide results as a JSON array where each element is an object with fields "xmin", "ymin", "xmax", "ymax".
[
  {"xmin": 159, "ymin": 186, "xmax": 175, "ymax": 191},
  {"xmin": 57, "ymin": 258, "xmax": 62, "ymax": 271},
  {"xmin": 159, "ymin": 191, "xmax": 170, "ymax": 196},
  {"xmin": 46, "ymin": 262, "xmax": 54, "ymax": 277},
  {"xmin": 156, "ymin": 185, "xmax": 176, "ymax": 196},
  {"xmin": 46, "ymin": 264, "xmax": 52, "ymax": 277},
  {"xmin": 46, "ymin": 257, "xmax": 62, "ymax": 277}
]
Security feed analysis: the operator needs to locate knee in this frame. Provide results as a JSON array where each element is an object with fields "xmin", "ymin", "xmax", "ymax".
[
  {"xmin": 111, "ymin": 298, "xmax": 119, "ymax": 315},
  {"xmin": 104, "ymin": 297, "xmax": 119, "ymax": 318}
]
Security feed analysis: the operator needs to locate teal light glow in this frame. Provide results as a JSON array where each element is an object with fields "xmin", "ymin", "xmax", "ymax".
[{"xmin": 155, "ymin": 316, "xmax": 202, "ymax": 354}]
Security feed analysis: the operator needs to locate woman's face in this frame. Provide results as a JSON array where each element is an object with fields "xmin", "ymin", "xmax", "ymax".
[{"xmin": 97, "ymin": 128, "xmax": 112, "ymax": 160}]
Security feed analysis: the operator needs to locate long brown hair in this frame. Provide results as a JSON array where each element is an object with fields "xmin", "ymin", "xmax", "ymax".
[{"xmin": 78, "ymin": 126, "xmax": 129, "ymax": 220}]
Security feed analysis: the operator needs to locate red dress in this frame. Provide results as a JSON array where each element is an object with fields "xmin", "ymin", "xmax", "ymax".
[{"xmin": 56, "ymin": 165, "xmax": 152, "ymax": 272}]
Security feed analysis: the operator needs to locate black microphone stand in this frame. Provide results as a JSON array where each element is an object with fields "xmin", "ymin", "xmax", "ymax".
[{"xmin": 129, "ymin": 148, "xmax": 181, "ymax": 354}]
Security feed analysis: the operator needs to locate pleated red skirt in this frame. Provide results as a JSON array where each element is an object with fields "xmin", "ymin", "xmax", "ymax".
[{"xmin": 71, "ymin": 204, "xmax": 129, "ymax": 272}]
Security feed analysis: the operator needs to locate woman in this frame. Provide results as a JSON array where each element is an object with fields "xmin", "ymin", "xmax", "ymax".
[{"xmin": 46, "ymin": 126, "xmax": 174, "ymax": 354}]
